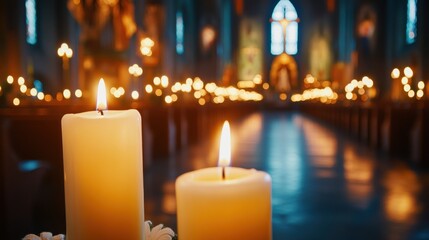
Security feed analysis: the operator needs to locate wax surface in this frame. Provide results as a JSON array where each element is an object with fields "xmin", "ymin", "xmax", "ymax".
[
  {"xmin": 62, "ymin": 109, "xmax": 144, "ymax": 240},
  {"xmin": 176, "ymin": 167, "xmax": 272, "ymax": 240}
]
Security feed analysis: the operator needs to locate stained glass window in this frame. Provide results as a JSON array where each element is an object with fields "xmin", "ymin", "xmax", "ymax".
[
  {"xmin": 271, "ymin": 0, "xmax": 298, "ymax": 55},
  {"xmin": 26, "ymin": 0, "xmax": 37, "ymax": 45},
  {"xmin": 406, "ymin": 0, "xmax": 417, "ymax": 44},
  {"xmin": 176, "ymin": 11, "xmax": 184, "ymax": 55}
]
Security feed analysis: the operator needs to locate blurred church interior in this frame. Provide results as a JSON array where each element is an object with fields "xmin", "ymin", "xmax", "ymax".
[{"xmin": 1, "ymin": 0, "xmax": 429, "ymax": 239}]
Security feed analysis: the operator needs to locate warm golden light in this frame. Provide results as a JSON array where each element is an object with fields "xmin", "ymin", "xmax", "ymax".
[
  {"xmin": 56, "ymin": 92, "xmax": 63, "ymax": 101},
  {"xmin": 279, "ymin": 93, "xmax": 287, "ymax": 100},
  {"xmin": 404, "ymin": 67, "xmax": 413, "ymax": 78},
  {"xmin": 131, "ymin": 90, "xmax": 139, "ymax": 100},
  {"xmin": 386, "ymin": 192, "xmax": 416, "ymax": 222},
  {"xmin": 155, "ymin": 89, "xmax": 162, "ymax": 96},
  {"xmin": 171, "ymin": 82, "xmax": 181, "ymax": 92},
  {"xmin": 113, "ymin": 91, "xmax": 121, "ymax": 98},
  {"xmin": 305, "ymin": 74, "xmax": 315, "ymax": 84},
  {"xmin": 161, "ymin": 75, "xmax": 169, "ymax": 88},
  {"xmin": 391, "ymin": 68, "xmax": 400, "ymax": 79},
  {"xmin": 194, "ymin": 91, "xmax": 201, "ymax": 99},
  {"xmin": 55, "ymin": 92, "xmax": 63, "ymax": 102},
  {"xmin": 140, "ymin": 37, "xmax": 155, "ymax": 56},
  {"xmin": 128, "ymin": 64, "xmax": 143, "ymax": 77},
  {"xmin": 13, "ymin": 98, "xmax": 20, "ymax": 106},
  {"xmin": 145, "ymin": 84, "xmax": 153, "ymax": 93},
  {"xmin": 45, "ymin": 94, "xmax": 53, "ymax": 102},
  {"xmin": 63, "ymin": 89, "xmax": 71, "ymax": 99},
  {"xmin": 383, "ymin": 167, "xmax": 420, "ymax": 223},
  {"xmin": 417, "ymin": 90, "xmax": 424, "ymax": 99},
  {"xmin": 165, "ymin": 95, "xmax": 172, "ymax": 104},
  {"xmin": 192, "ymin": 78, "xmax": 204, "ymax": 90},
  {"xmin": 7, "ymin": 75, "xmax": 14, "ymax": 84},
  {"xmin": 20, "ymin": 85, "xmax": 27, "ymax": 93},
  {"xmin": 205, "ymin": 82, "xmax": 217, "ymax": 93},
  {"xmin": 140, "ymin": 47, "xmax": 152, "ymax": 56},
  {"xmin": 186, "ymin": 78, "xmax": 193, "ymax": 85},
  {"xmin": 408, "ymin": 90, "xmax": 415, "ymax": 98},
  {"xmin": 404, "ymin": 84, "xmax": 411, "ymax": 92},
  {"xmin": 418, "ymin": 81, "xmax": 425, "ymax": 90},
  {"xmin": 97, "ymin": 78, "xmax": 107, "ymax": 111},
  {"xmin": 346, "ymin": 92, "xmax": 353, "ymax": 100},
  {"xmin": 110, "ymin": 87, "xmax": 116, "ymax": 95},
  {"xmin": 262, "ymin": 83, "xmax": 270, "ymax": 90},
  {"xmin": 218, "ymin": 121, "xmax": 231, "ymax": 167},
  {"xmin": 142, "ymin": 37, "xmax": 155, "ymax": 47},
  {"xmin": 117, "ymin": 87, "xmax": 125, "ymax": 96},
  {"xmin": 401, "ymin": 77, "xmax": 408, "ymax": 85},
  {"xmin": 198, "ymin": 98, "xmax": 206, "ymax": 105},
  {"xmin": 291, "ymin": 94, "xmax": 302, "ymax": 102},
  {"xmin": 345, "ymin": 84, "xmax": 353, "ymax": 93},
  {"xmin": 30, "ymin": 88, "xmax": 37, "ymax": 97},
  {"xmin": 253, "ymin": 74, "xmax": 263, "ymax": 84},
  {"xmin": 181, "ymin": 84, "xmax": 192, "ymax": 93},
  {"xmin": 57, "ymin": 43, "xmax": 73, "ymax": 58},
  {"xmin": 75, "ymin": 89, "xmax": 83, "ymax": 98},
  {"xmin": 66, "ymin": 48, "xmax": 73, "ymax": 58},
  {"xmin": 227, "ymin": 86, "xmax": 238, "ymax": 97},
  {"xmin": 153, "ymin": 77, "xmax": 161, "ymax": 86},
  {"xmin": 18, "ymin": 77, "xmax": 25, "ymax": 85},
  {"xmin": 237, "ymin": 80, "xmax": 255, "ymax": 89},
  {"xmin": 171, "ymin": 94, "xmax": 178, "ymax": 102},
  {"xmin": 365, "ymin": 79, "xmax": 374, "ymax": 88},
  {"xmin": 37, "ymin": 92, "xmax": 44, "ymax": 100}
]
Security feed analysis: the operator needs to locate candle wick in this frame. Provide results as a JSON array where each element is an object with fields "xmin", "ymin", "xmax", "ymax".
[
  {"xmin": 222, "ymin": 166, "xmax": 226, "ymax": 180},
  {"xmin": 97, "ymin": 109, "xmax": 104, "ymax": 116}
]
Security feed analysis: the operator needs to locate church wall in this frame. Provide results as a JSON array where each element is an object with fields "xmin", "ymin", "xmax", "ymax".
[
  {"xmin": 1, "ymin": 0, "xmax": 428, "ymax": 96},
  {"xmin": 18, "ymin": 0, "xmax": 64, "ymax": 92}
]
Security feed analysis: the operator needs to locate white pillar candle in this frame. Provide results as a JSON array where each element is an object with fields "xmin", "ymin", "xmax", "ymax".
[
  {"xmin": 176, "ymin": 121, "xmax": 272, "ymax": 240},
  {"xmin": 61, "ymin": 79, "xmax": 144, "ymax": 240}
]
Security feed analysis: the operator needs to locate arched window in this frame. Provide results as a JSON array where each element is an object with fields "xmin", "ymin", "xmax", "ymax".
[
  {"xmin": 176, "ymin": 11, "xmax": 184, "ymax": 54},
  {"xmin": 271, "ymin": 0, "xmax": 298, "ymax": 55},
  {"xmin": 406, "ymin": 0, "xmax": 417, "ymax": 44},
  {"xmin": 25, "ymin": 0, "xmax": 37, "ymax": 45}
]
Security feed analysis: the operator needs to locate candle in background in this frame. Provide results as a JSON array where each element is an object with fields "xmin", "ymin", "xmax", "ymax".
[
  {"xmin": 176, "ymin": 121, "xmax": 272, "ymax": 240},
  {"xmin": 61, "ymin": 79, "xmax": 144, "ymax": 240}
]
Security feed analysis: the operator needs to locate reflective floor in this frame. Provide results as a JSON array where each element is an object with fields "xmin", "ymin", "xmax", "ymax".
[{"xmin": 145, "ymin": 111, "xmax": 429, "ymax": 240}]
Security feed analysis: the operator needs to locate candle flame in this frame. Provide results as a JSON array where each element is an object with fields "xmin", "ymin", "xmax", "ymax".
[
  {"xmin": 97, "ymin": 78, "xmax": 107, "ymax": 111},
  {"xmin": 218, "ymin": 121, "xmax": 231, "ymax": 167}
]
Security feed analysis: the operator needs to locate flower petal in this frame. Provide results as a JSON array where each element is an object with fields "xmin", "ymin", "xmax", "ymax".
[
  {"xmin": 156, "ymin": 228, "xmax": 175, "ymax": 240},
  {"xmin": 40, "ymin": 232, "xmax": 53, "ymax": 240},
  {"xmin": 22, "ymin": 234, "xmax": 41, "ymax": 240},
  {"xmin": 52, "ymin": 234, "xmax": 65, "ymax": 240},
  {"xmin": 150, "ymin": 224, "xmax": 175, "ymax": 240},
  {"xmin": 144, "ymin": 221, "xmax": 153, "ymax": 238}
]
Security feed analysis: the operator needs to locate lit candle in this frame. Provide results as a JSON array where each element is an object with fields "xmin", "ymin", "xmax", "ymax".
[
  {"xmin": 61, "ymin": 79, "xmax": 144, "ymax": 240},
  {"xmin": 176, "ymin": 121, "xmax": 272, "ymax": 240}
]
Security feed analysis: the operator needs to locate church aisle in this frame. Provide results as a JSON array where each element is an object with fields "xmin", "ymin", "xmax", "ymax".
[{"xmin": 144, "ymin": 110, "xmax": 429, "ymax": 240}]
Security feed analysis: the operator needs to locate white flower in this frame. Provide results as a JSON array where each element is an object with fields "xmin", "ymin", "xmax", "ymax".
[
  {"xmin": 23, "ymin": 232, "xmax": 65, "ymax": 240},
  {"xmin": 23, "ymin": 221, "xmax": 176, "ymax": 240},
  {"xmin": 144, "ymin": 221, "xmax": 176, "ymax": 240}
]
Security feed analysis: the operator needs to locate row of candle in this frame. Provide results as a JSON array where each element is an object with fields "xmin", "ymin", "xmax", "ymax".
[
  {"xmin": 61, "ymin": 79, "xmax": 272, "ymax": 239},
  {"xmin": 1, "ymin": 74, "xmax": 264, "ymax": 106}
]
